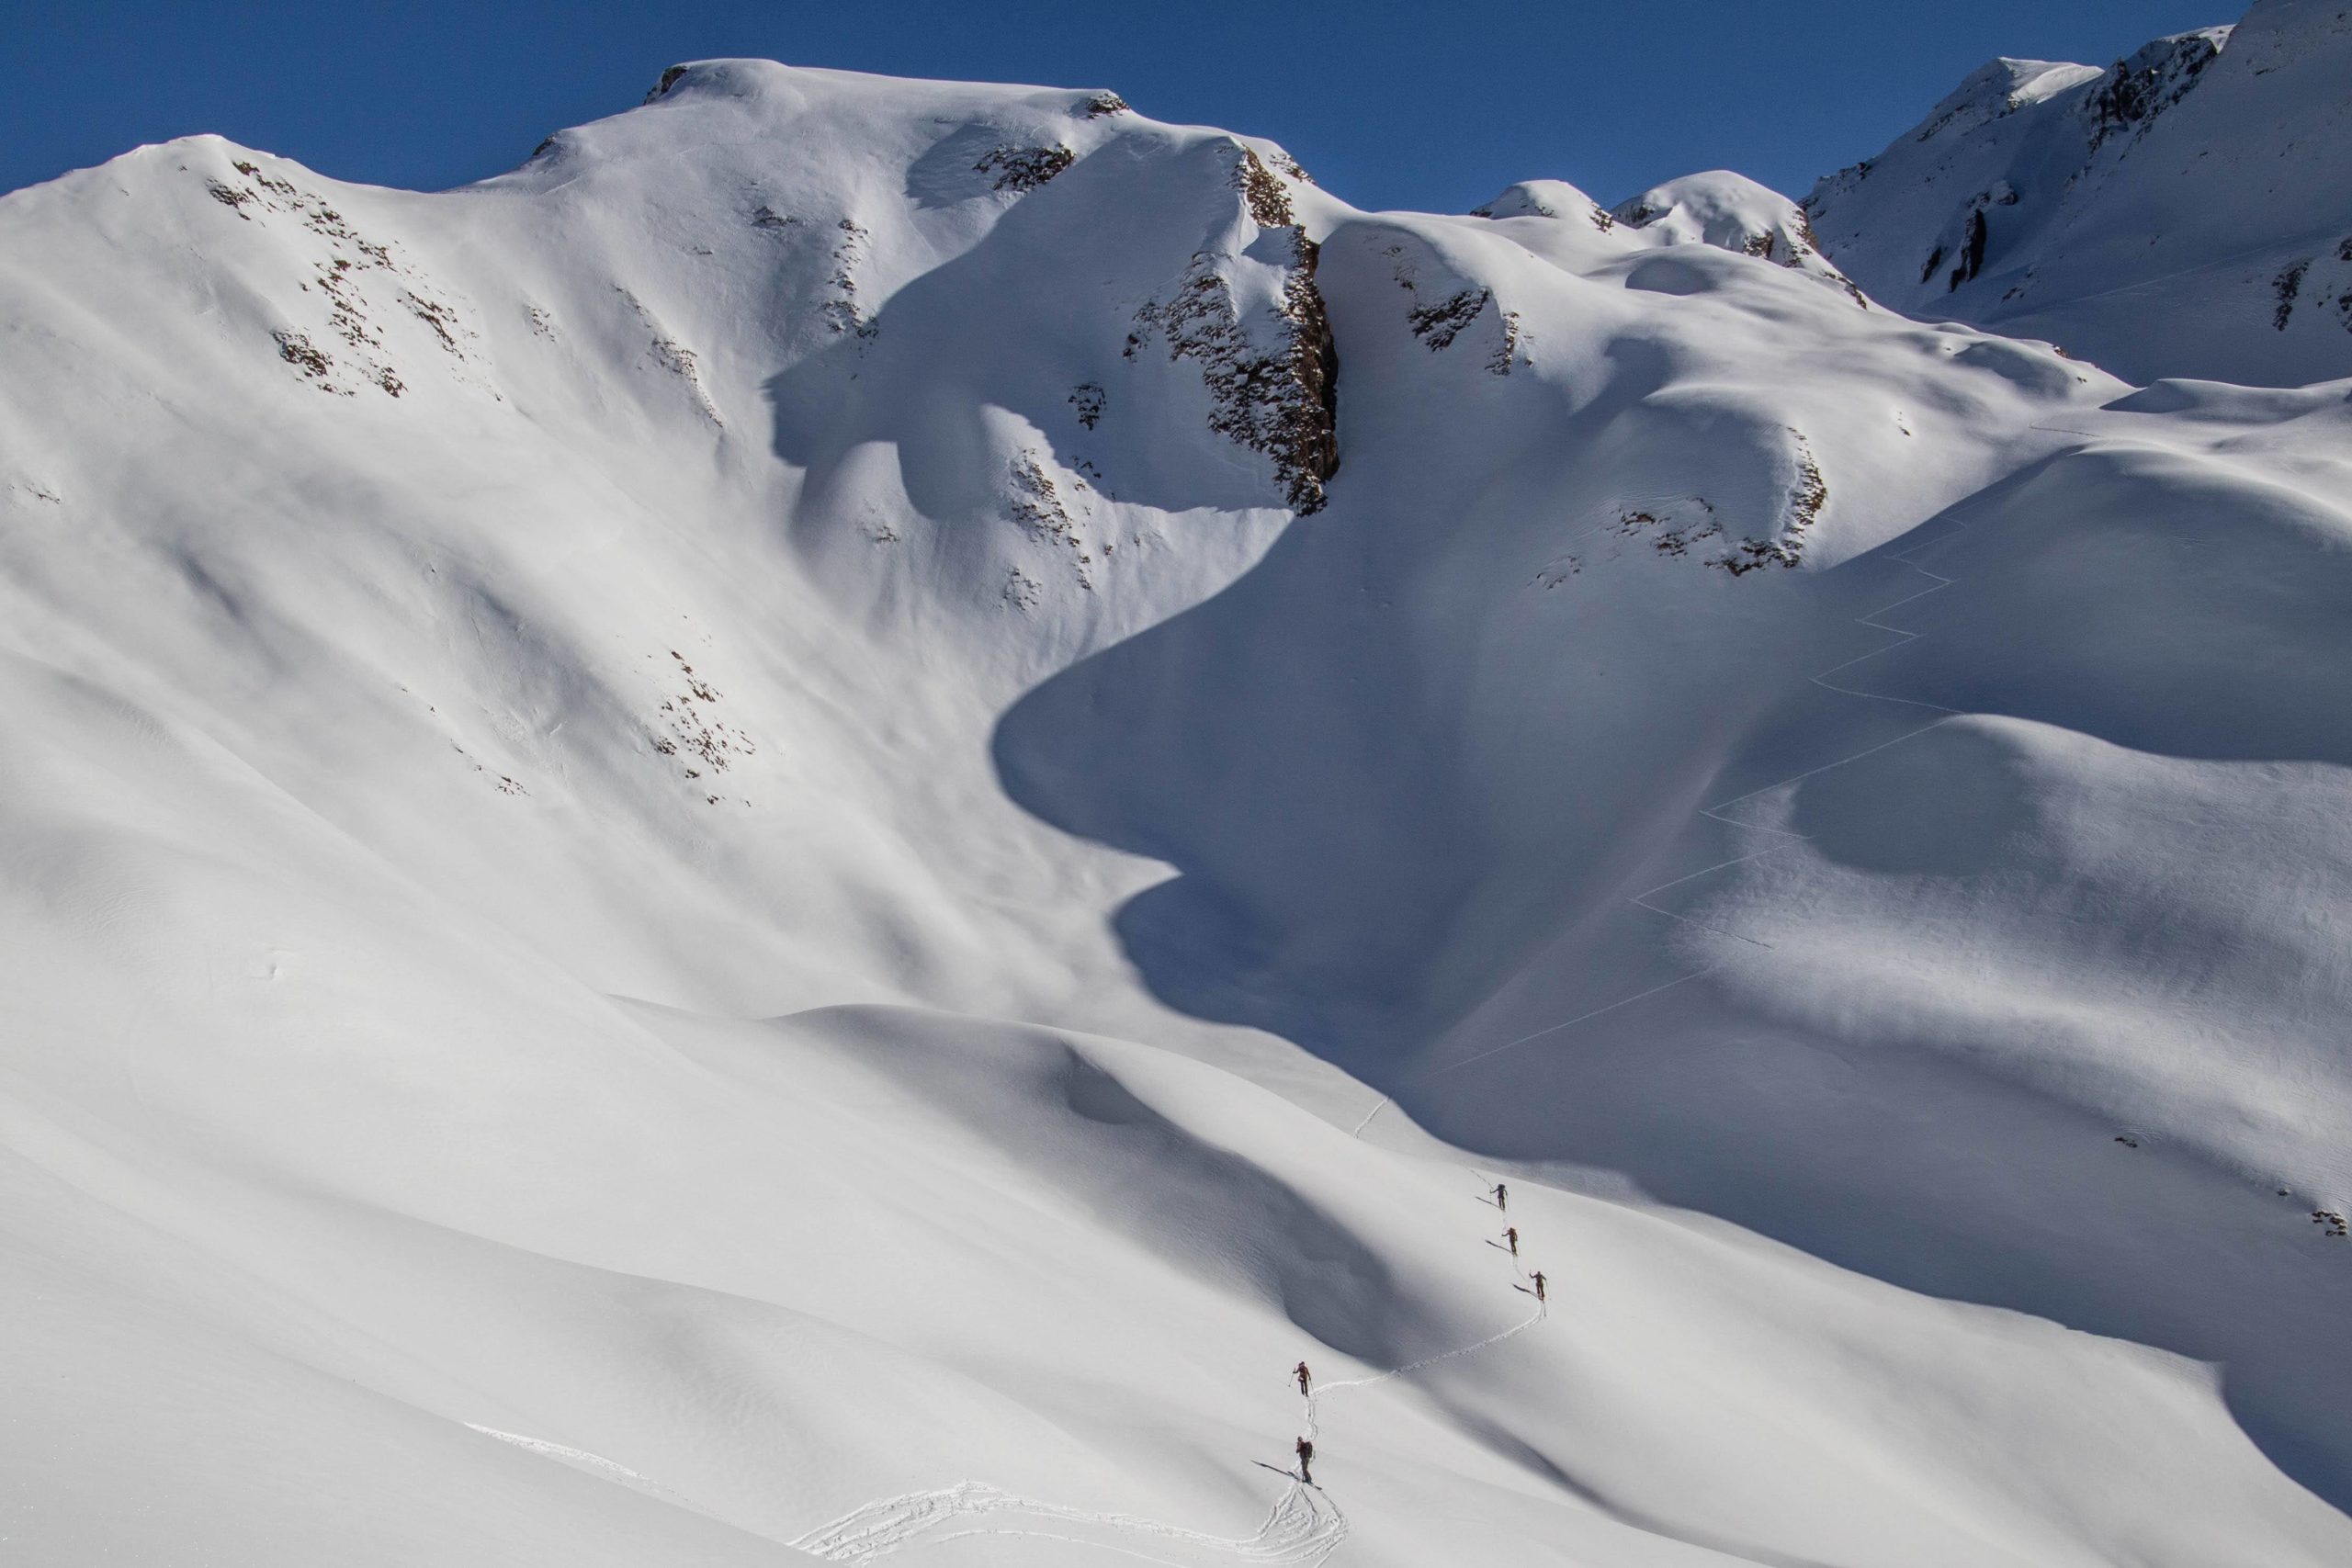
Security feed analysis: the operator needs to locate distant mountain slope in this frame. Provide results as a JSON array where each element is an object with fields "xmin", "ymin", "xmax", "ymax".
[
  {"xmin": 1, "ymin": 53, "xmax": 2349, "ymax": 1567},
  {"xmin": 1805, "ymin": 0, "xmax": 2352, "ymax": 385}
]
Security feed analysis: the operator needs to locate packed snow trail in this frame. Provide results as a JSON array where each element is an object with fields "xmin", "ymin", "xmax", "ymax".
[
  {"xmin": 1301, "ymin": 1301, "xmax": 1550, "ymax": 1441},
  {"xmin": 1350, "ymin": 964, "xmax": 1727, "ymax": 1134},
  {"xmin": 458, "ymin": 1420, "xmax": 1346, "ymax": 1567},
  {"xmin": 1424, "ymin": 493, "xmax": 2003, "ymax": 1089},
  {"xmin": 459, "ymin": 1179, "xmax": 1545, "ymax": 1566},
  {"xmin": 464, "ymin": 1424, "xmax": 701, "ymax": 1508},
  {"xmin": 782, "ymin": 1177, "xmax": 1546, "ymax": 1563},
  {"xmin": 1343, "ymin": 494, "xmax": 1991, "ymax": 1136},
  {"xmin": 787, "ymin": 1478, "xmax": 1344, "ymax": 1566},
  {"xmin": 453, "ymin": 462, "xmax": 2075, "ymax": 1565},
  {"xmin": 465, "ymin": 1422, "xmax": 1345, "ymax": 1564}
]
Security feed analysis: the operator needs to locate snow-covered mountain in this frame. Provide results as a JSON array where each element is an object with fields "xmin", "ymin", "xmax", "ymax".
[
  {"xmin": 1805, "ymin": 0, "xmax": 2352, "ymax": 385},
  {"xmin": 2, "ymin": 38, "xmax": 2349, "ymax": 1568}
]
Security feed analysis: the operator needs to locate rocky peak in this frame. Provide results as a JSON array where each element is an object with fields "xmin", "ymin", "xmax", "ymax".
[{"xmin": 2082, "ymin": 28, "xmax": 2232, "ymax": 152}]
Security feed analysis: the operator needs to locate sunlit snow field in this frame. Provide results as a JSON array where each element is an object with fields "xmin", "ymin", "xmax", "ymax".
[{"xmin": 3, "ymin": 4, "xmax": 2350, "ymax": 1562}]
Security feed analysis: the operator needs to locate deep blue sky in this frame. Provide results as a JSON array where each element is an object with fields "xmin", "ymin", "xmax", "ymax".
[{"xmin": 7, "ymin": 2, "xmax": 2228, "ymax": 210}]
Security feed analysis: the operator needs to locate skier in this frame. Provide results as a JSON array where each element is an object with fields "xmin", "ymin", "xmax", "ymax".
[
  {"xmin": 1295, "ymin": 1437, "xmax": 1315, "ymax": 1484},
  {"xmin": 1494, "ymin": 1181, "xmax": 1508, "ymax": 1212},
  {"xmin": 1532, "ymin": 1269, "xmax": 1547, "ymax": 1303},
  {"xmin": 1295, "ymin": 1360, "xmax": 1312, "ymax": 1397},
  {"xmin": 1504, "ymin": 1225, "xmax": 1519, "ymax": 1258}
]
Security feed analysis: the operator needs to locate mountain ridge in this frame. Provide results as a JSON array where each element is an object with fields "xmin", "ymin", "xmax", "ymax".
[
  {"xmin": 3, "ymin": 31, "xmax": 2350, "ymax": 1565},
  {"xmin": 1804, "ymin": 0, "xmax": 2352, "ymax": 385}
]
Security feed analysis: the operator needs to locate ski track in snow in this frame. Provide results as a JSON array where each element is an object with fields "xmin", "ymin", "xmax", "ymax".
[
  {"xmin": 459, "ymin": 475, "xmax": 2016, "ymax": 1562},
  {"xmin": 788, "ymin": 1477, "xmax": 1344, "ymax": 1566},
  {"xmin": 459, "ymin": 1422, "xmax": 1349, "ymax": 1565},
  {"xmin": 1427, "ymin": 489, "xmax": 2007, "ymax": 1087},
  {"xmin": 1302, "ymin": 1301, "xmax": 1549, "ymax": 1439},
  {"xmin": 771, "ymin": 443, "xmax": 2079, "ymax": 1559},
  {"xmin": 461, "ymin": 1181, "xmax": 1547, "ymax": 1566},
  {"xmin": 1347, "ymin": 489, "xmax": 1982, "ymax": 1140},
  {"xmin": 777, "ymin": 1179, "xmax": 1548, "ymax": 1564},
  {"xmin": 464, "ymin": 1422, "xmax": 700, "ymax": 1506}
]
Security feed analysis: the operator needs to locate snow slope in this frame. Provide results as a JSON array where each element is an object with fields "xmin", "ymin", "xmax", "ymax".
[
  {"xmin": 2, "ymin": 53, "xmax": 2348, "ymax": 1564},
  {"xmin": 1806, "ymin": 0, "xmax": 2352, "ymax": 386}
]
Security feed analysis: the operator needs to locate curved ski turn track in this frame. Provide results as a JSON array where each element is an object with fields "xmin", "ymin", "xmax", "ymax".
[
  {"xmin": 1435, "ymin": 482, "xmax": 2005, "ymax": 1086},
  {"xmin": 462, "ymin": 1175, "xmax": 1547, "ymax": 1566},
  {"xmin": 779, "ymin": 1215, "xmax": 1544, "ymax": 1565},
  {"xmin": 786, "ymin": 1477, "xmax": 1344, "ymax": 1566},
  {"xmin": 462, "ymin": 459, "xmax": 2047, "ymax": 1567},
  {"xmin": 1347, "ymin": 479, "xmax": 1995, "ymax": 1146}
]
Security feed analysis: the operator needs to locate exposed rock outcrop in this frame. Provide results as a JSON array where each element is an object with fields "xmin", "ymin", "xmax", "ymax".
[{"xmin": 1126, "ymin": 148, "xmax": 1339, "ymax": 513}]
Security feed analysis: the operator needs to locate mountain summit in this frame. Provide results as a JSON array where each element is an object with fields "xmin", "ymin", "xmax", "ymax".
[{"xmin": 1805, "ymin": 0, "xmax": 2352, "ymax": 383}]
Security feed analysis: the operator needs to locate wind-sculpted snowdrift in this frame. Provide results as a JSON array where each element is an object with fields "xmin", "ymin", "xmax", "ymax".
[{"xmin": 0, "ymin": 38, "xmax": 2348, "ymax": 1568}]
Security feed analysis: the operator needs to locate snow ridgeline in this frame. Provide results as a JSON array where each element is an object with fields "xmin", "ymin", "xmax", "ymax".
[
  {"xmin": 3, "ymin": 31, "xmax": 2352, "ymax": 1568},
  {"xmin": 1805, "ymin": 0, "xmax": 2352, "ymax": 385}
]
